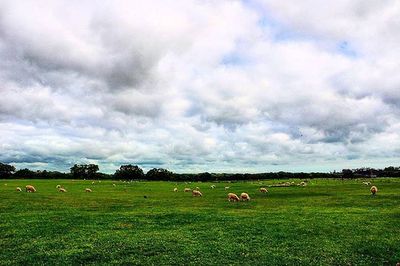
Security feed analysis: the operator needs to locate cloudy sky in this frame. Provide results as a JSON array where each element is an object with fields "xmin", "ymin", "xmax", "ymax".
[{"xmin": 1, "ymin": 0, "xmax": 400, "ymax": 173}]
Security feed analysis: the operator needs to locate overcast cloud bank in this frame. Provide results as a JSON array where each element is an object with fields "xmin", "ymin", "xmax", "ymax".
[{"xmin": 1, "ymin": 0, "xmax": 400, "ymax": 173}]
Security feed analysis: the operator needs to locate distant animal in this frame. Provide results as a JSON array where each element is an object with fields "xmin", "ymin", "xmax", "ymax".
[
  {"xmin": 370, "ymin": 186, "xmax": 378, "ymax": 195},
  {"xmin": 224, "ymin": 186, "xmax": 230, "ymax": 190},
  {"xmin": 16, "ymin": 187, "xmax": 22, "ymax": 192},
  {"xmin": 59, "ymin": 188, "xmax": 67, "ymax": 193},
  {"xmin": 113, "ymin": 184, "xmax": 116, "ymax": 187},
  {"xmin": 173, "ymin": 188, "xmax": 178, "ymax": 192},
  {"xmin": 56, "ymin": 185, "xmax": 61, "ymax": 189},
  {"xmin": 192, "ymin": 190, "xmax": 202, "ymax": 197},
  {"xmin": 363, "ymin": 181, "xmax": 371, "ymax": 186},
  {"xmin": 85, "ymin": 188, "xmax": 92, "ymax": 192},
  {"xmin": 195, "ymin": 186, "xmax": 200, "ymax": 190},
  {"xmin": 228, "ymin": 193, "xmax": 240, "ymax": 202},
  {"xmin": 211, "ymin": 185, "xmax": 215, "ymax": 189},
  {"xmin": 25, "ymin": 185, "xmax": 36, "ymax": 193},
  {"xmin": 184, "ymin": 188, "xmax": 191, "ymax": 192},
  {"xmin": 92, "ymin": 181, "xmax": 95, "ymax": 185},
  {"xmin": 240, "ymin": 193, "xmax": 250, "ymax": 201},
  {"xmin": 259, "ymin": 188, "xmax": 268, "ymax": 193}
]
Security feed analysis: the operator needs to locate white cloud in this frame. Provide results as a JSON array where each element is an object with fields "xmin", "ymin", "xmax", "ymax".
[{"xmin": 0, "ymin": 0, "xmax": 400, "ymax": 173}]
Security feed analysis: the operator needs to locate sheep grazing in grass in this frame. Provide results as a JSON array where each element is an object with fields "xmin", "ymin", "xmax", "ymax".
[
  {"xmin": 173, "ymin": 188, "xmax": 178, "ymax": 192},
  {"xmin": 370, "ymin": 186, "xmax": 378, "ymax": 195},
  {"xmin": 228, "ymin": 193, "xmax": 240, "ymax": 202},
  {"xmin": 298, "ymin": 181, "xmax": 307, "ymax": 187},
  {"xmin": 225, "ymin": 186, "xmax": 230, "ymax": 190},
  {"xmin": 59, "ymin": 188, "xmax": 67, "ymax": 193},
  {"xmin": 192, "ymin": 190, "xmax": 203, "ymax": 197},
  {"xmin": 85, "ymin": 188, "xmax": 92, "ymax": 192},
  {"xmin": 363, "ymin": 181, "xmax": 371, "ymax": 186},
  {"xmin": 184, "ymin": 188, "xmax": 191, "ymax": 192},
  {"xmin": 259, "ymin": 187, "xmax": 268, "ymax": 193},
  {"xmin": 240, "ymin": 193, "xmax": 250, "ymax": 201},
  {"xmin": 211, "ymin": 185, "xmax": 215, "ymax": 189},
  {"xmin": 25, "ymin": 185, "xmax": 36, "ymax": 193},
  {"xmin": 16, "ymin": 187, "xmax": 22, "ymax": 192},
  {"xmin": 92, "ymin": 181, "xmax": 95, "ymax": 185},
  {"xmin": 56, "ymin": 185, "xmax": 61, "ymax": 189},
  {"xmin": 113, "ymin": 183, "xmax": 116, "ymax": 187}
]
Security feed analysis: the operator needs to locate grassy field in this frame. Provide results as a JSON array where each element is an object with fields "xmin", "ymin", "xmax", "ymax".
[{"xmin": 0, "ymin": 178, "xmax": 399, "ymax": 265}]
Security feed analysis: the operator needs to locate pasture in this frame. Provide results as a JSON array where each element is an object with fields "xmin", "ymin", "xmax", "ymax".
[{"xmin": 0, "ymin": 179, "xmax": 399, "ymax": 265}]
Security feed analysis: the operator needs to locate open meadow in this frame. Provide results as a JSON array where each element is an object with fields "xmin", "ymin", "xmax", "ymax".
[{"xmin": 0, "ymin": 178, "xmax": 399, "ymax": 265}]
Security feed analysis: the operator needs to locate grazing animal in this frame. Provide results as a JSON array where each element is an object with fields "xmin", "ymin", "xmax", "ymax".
[
  {"xmin": 16, "ymin": 187, "xmax": 22, "ymax": 192},
  {"xmin": 85, "ymin": 188, "xmax": 92, "ymax": 192},
  {"xmin": 184, "ymin": 188, "xmax": 191, "ymax": 192},
  {"xmin": 363, "ymin": 181, "xmax": 371, "ymax": 186},
  {"xmin": 211, "ymin": 185, "xmax": 215, "ymax": 189},
  {"xmin": 113, "ymin": 184, "xmax": 116, "ymax": 187},
  {"xmin": 56, "ymin": 185, "xmax": 61, "ymax": 189},
  {"xmin": 92, "ymin": 181, "xmax": 95, "ymax": 185},
  {"xmin": 370, "ymin": 186, "xmax": 378, "ymax": 195},
  {"xmin": 259, "ymin": 187, "xmax": 268, "ymax": 193},
  {"xmin": 25, "ymin": 185, "xmax": 36, "ymax": 193},
  {"xmin": 225, "ymin": 186, "xmax": 230, "ymax": 190},
  {"xmin": 240, "ymin": 193, "xmax": 250, "ymax": 201},
  {"xmin": 228, "ymin": 193, "xmax": 240, "ymax": 202},
  {"xmin": 173, "ymin": 188, "xmax": 178, "ymax": 192},
  {"xmin": 59, "ymin": 188, "xmax": 67, "ymax": 193},
  {"xmin": 192, "ymin": 190, "xmax": 203, "ymax": 197}
]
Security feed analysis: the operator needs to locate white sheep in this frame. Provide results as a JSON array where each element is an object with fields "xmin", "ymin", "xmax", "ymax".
[
  {"xmin": 173, "ymin": 188, "xmax": 178, "ymax": 192},
  {"xmin": 225, "ymin": 186, "xmax": 230, "ymax": 190},
  {"xmin": 370, "ymin": 186, "xmax": 378, "ymax": 195},
  {"xmin": 59, "ymin": 188, "xmax": 67, "ymax": 193},
  {"xmin": 56, "ymin": 185, "xmax": 61, "ymax": 189},
  {"xmin": 184, "ymin": 188, "xmax": 191, "ymax": 192},
  {"xmin": 228, "ymin": 193, "xmax": 240, "ymax": 202},
  {"xmin": 16, "ymin": 187, "xmax": 22, "ymax": 192},
  {"xmin": 192, "ymin": 190, "xmax": 203, "ymax": 197},
  {"xmin": 25, "ymin": 185, "xmax": 36, "ymax": 193},
  {"xmin": 240, "ymin": 192, "xmax": 250, "ymax": 201},
  {"xmin": 211, "ymin": 185, "xmax": 216, "ymax": 189},
  {"xmin": 85, "ymin": 188, "xmax": 92, "ymax": 192},
  {"xmin": 259, "ymin": 187, "xmax": 268, "ymax": 193}
]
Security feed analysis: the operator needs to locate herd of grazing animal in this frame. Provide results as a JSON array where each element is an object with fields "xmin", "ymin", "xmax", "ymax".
[{"xmin": 11, "ymin": 181, "xmax": 380, "ymax": 201}]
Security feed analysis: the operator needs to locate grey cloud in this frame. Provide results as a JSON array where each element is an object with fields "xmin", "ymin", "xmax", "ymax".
[{"xmin": 1, "ymin": 0, "xmax": 400, "ymax": 173}]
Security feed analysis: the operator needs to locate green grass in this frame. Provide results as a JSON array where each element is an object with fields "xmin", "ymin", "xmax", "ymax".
[{"xmin": 0, "ymin": 179, "xmax": 399, "ymax": 265}]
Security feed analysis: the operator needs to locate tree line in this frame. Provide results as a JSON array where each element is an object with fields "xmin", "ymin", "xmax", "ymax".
[{"xmin": 1, "ymin": 162, "xmax": 400, "ymax": 181}]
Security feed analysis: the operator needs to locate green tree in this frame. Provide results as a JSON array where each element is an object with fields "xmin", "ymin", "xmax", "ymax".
[
  {"xmin": 70, "ymin": 164, "xmax": 99, "ymax": 179},
  {"xmin": 0, "ymin": 163, "xmax": 16, "ymax": 178},
  {"xmin": 114, "ymin": 164, "xmax": 144, "ymax": 180},
  {"xmin": 146, "ymin": 168, "xmax": 173, "ymax": 180}
]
